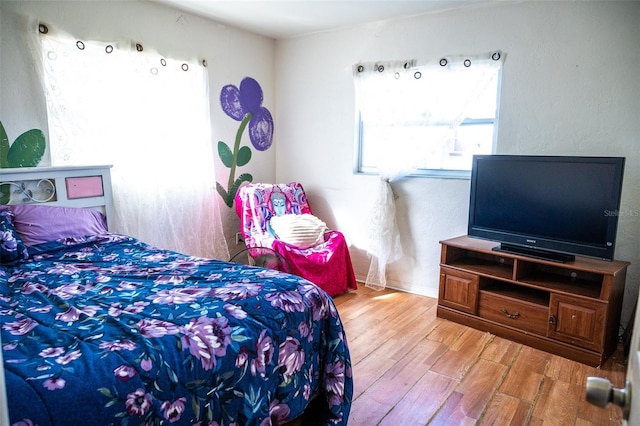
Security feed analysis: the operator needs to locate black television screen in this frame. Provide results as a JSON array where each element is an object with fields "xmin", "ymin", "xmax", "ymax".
[{"xmin": 468, "ymin": 155, "xmax": 625, "ymax": 262}]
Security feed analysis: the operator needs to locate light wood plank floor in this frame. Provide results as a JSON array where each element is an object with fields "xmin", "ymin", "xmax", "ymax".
[{"xmin": 332, "ymin": 286, "xmax": 627, "ymax": 425}]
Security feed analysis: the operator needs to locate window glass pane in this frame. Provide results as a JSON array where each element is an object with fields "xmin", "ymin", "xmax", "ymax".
[{"xmin": 355, "ymin": 56, "xmax": 502, "ymax": 178}]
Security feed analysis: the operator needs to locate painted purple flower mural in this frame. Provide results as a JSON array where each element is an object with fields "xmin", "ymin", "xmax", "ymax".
[{"xmin": 216, "ymin": 77, "xmax": 274, "ymax": 207}]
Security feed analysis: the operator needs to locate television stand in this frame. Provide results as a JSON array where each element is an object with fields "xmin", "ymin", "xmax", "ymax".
[
  {"xmin": 437, "ymin": 235, "xmax": 629, "ymax": 367},
  {"xmin": 492, "ymin": 243, "xmax": 575, "ymax": 263}
]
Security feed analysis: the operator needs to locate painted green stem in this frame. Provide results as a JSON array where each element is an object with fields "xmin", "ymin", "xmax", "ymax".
[{"xmin": 227, "ymin": 112, "xmax": 252, "ymax": 193}]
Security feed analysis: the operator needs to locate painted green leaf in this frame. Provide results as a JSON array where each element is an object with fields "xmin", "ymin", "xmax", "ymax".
[
  {"xmin": 237, "ymin": 173, "xmax": 253, "ymax": 185},
  {"xmin": 218, "ymin": 141, "xmax": 233, "ymax": 168},
  {"xmin": 216, "ymin": 182, "xmax": 231, "ymax": 207},
  {"xmin": 0, "ymin": 184, "xmax": 10, "ymax": 205},
  {"xmin": 229, "ymin": 173, "xmax": 253, "ymax": 206},
  {"xmin": 218, "ymin": 174, "xmax": 253, "ymax": 208},
  {"xmin": 0, "ymin": 122, "xmax": 9, "ymax": 168},
  {"xmin": 223, "ymin": 192, "xmax": 234, "ymax": 208},
  {"xmin": 237, "ymin": 146, "xmax": 252, "ymax": 167},
  {"xmin": 7, "ymin": 129, "xmax": 46, "ymax": 168}
]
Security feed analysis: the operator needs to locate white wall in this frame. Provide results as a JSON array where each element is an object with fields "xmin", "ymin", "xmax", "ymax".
[
  {"xmin": 275, "ymin": 1, "xmax": 640, "ymax": 324},
  {"xmin": 0, "ymin": 0, "xmax": 277, "ymax": 250}
]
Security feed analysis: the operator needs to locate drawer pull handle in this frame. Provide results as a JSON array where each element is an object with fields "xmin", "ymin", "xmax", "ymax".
[{"xmin": 501, "ymin": 308, "xmax": 520, "ymax": 319}]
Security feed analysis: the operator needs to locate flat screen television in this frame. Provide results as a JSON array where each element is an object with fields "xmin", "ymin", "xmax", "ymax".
[{"xmin": 468, "ymin": 155, "xmax": 625, "ymax": 262}]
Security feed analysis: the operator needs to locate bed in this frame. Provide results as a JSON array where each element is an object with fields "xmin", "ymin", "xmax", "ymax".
[{"xmin": 0, "ymin": 166, "xmax": 352, "ymax": 426}]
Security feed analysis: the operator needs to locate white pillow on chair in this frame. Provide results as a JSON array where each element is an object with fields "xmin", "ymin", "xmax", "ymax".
[{"xmin": 269, "ymin": 214, "xmax": 328, "ymax": 248}]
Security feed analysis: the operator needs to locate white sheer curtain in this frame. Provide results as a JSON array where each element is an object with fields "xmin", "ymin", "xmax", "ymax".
[
  {"xmin": 354, "ymin": 60, "xmax": 414, "ymax": 290},
  {"xmin": 354, "ymin": 52, "xmax": 505, "ymax": 290},
  {"xmin": 30, "ymin": 22, "xmax": 228, "ymax": 259}
]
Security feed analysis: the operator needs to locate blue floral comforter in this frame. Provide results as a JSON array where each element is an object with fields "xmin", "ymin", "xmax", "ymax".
[{"xmin": 0, "ymin": 234, "xmax": 352, "ymax": 425}]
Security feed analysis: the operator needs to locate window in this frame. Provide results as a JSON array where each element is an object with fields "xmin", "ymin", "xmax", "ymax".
[{"xmin": 354, "ymin": 52, "xmax": 504, "ymax": 178}]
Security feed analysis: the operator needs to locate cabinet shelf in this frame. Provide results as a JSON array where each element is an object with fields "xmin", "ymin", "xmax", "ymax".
[
  {"xmin": 517, "ymin": 272, "xmax": 602, "ymax": 299},
  {"xmin": 437, "ymin": 235, "xmax": 629, "ymax": 367},
  {"xmin": 443, "ymin": 246, "xmax": 514, "ymax": 280}
]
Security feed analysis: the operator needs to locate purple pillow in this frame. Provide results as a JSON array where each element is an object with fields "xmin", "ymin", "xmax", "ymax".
[
  {"xmin": 0, "ymin": 208, "xmax": 29, "ymax": 263},
  {"xmin": 10, "ymin": 204, "xmax": 108, "ymax": 246}
]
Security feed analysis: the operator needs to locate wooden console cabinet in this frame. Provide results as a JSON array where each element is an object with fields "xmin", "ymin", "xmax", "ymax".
[{"xmin": 437, "ymin": 236, "xmax": 630, "ymax": 367}]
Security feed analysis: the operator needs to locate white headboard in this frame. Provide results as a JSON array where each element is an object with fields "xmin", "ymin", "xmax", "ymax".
[{"xmin": 0, "ymin": 165, "xmax": 114, "ymax": 230}]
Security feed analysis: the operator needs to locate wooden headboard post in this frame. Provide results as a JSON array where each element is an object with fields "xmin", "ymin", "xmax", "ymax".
[{"xmin": 0, "ymin": 165, "xmax": 114, "ymax": 230}]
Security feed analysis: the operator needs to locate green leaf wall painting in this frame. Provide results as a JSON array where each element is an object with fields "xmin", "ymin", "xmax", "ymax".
[
  {"xmin": 1, "ymin": 121, "xmax": 47, "ymax": 204},
  {"xmin": 216, "ymin": 77, "xmax": 274, "ymax": 208},
  {"xmin": 1, "ymin": 121, "xmax": 46, "ymax": 169}
]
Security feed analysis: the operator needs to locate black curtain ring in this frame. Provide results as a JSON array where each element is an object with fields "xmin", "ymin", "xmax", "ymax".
[
  {"xmin": 135, "ymin": 43, "xmax": 143, "ymax": 52},
  {"xmin": 357, "ymin": 65, "xmax": 364, "ymax": 73},
  {"xmin": 105, "ymin": 45, "xmax": 113, "ymax": 54},
  {"xmin": 76, "ymin": 41, "xmax": 85, "ymax": 50},
  {"xmin": 464, "ymin": 59, "xmax": 471, "ymax": 67},
  {"xmin": 181, "ymin": 63, "xmax": 189, "ymax": 71},
  {"xmin": 492, "ymin": 51, "xmax": 501, "ymax": 61},
  {"xmin": 202, "ymin": 59, "xmax": 207, "ymax": 67},
  {"xmin": 160, "ymin": 58, "xmax": 167, "ymax": 66},
  {"xmin": 414, "ymin": 71, "xmax": 422, "ymax": 79},
  {"xmin": 439, "ymin": 58, "xmax": 448, "ymax": 67},
  {"xmin": 404, "ymin": 61, "xmax": 411, "ymax": 69},
  {"xmin": 377, "ymin": 64, "xmax": 384, "ymax": 72},
  {"xmin": 38, "ymin": 24, "xmax": 49, "ymax": 34}
]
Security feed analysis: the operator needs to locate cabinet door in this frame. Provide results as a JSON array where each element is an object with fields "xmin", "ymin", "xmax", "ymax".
[
  {"xmin": 548, "ymin": 294, "xmax": 606, "ymax": 352},
  {"xmin": 439, "ymin": 267, "xmax": 479, "ymax": 314}
]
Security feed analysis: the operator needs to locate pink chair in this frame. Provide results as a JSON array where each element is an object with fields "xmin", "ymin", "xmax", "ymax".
[{"xmin": 235, "ymin": 182, "xmax": 357, "ymax": 297}]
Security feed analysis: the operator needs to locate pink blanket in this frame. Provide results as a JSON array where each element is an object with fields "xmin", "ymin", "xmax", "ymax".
[{"xmin": 236, "ymin": 182, "xmax": 357, "ymax": 296}]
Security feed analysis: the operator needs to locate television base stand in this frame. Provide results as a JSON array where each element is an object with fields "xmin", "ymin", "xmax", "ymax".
[
  {"xmin": 437, "ymin": 235, "xmax": 630, "ymax": 366},
  {"xmin": 492, "ymin": 243, "xmax": 575, "ymax": 263}
]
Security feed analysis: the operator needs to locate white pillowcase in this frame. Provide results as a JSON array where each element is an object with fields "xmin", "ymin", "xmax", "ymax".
[{"xmin": 269, "ymin": 213, "xmax": 327, "ymax": 248}]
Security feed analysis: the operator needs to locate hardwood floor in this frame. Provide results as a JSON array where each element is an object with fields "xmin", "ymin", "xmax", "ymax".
[{"xmin": 332, "ymin": 286, "xmax": 627, "ymax": 425}]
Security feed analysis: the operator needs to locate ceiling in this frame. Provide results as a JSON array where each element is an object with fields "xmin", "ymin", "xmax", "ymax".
[{"xmin": 150, "ymin": 0, "xmax": 489, "ymax": 39}]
